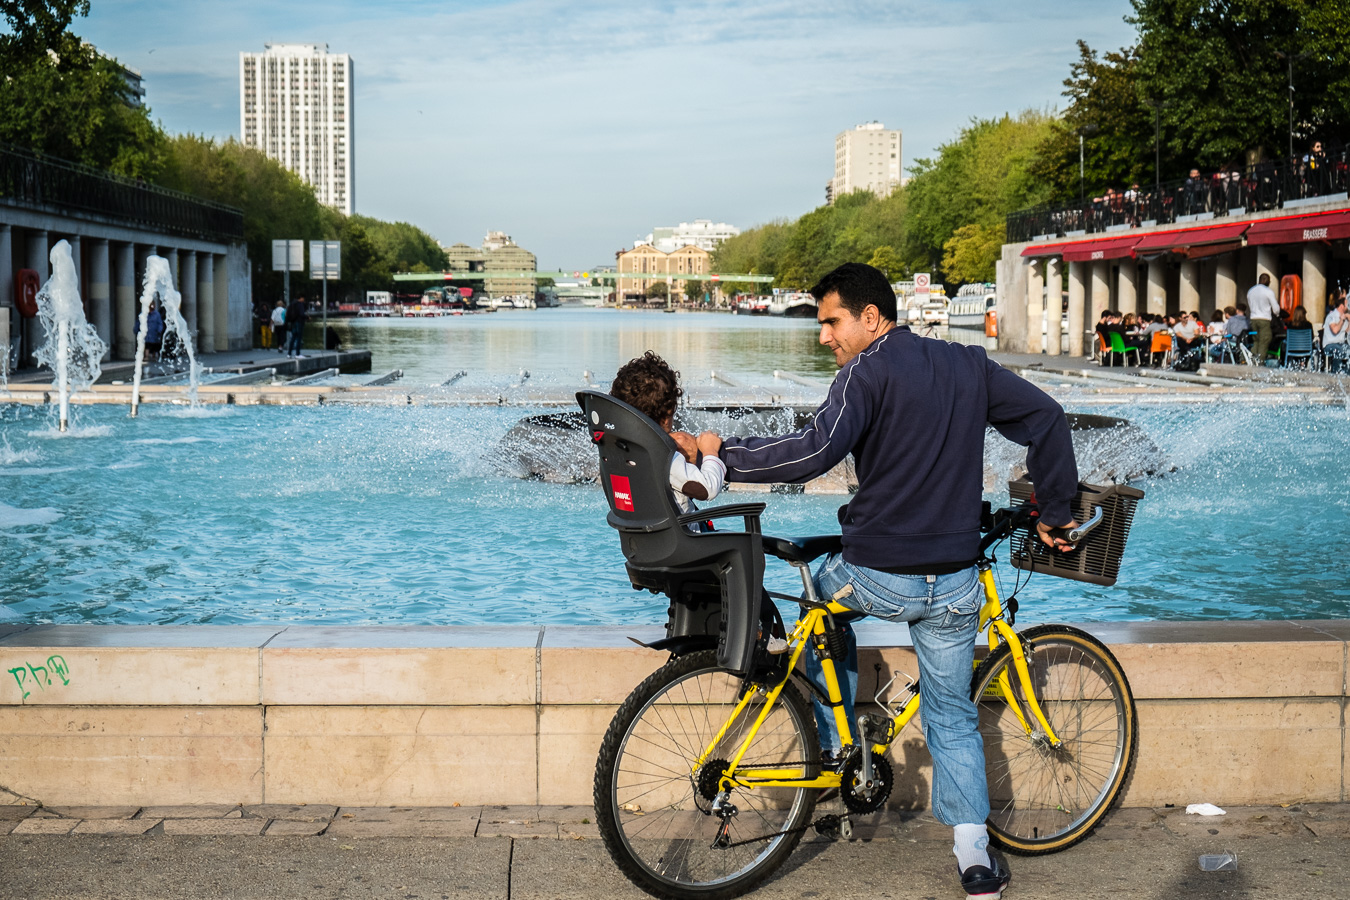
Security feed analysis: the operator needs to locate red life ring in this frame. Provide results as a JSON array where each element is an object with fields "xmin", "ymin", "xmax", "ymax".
[{"xmin": 15, "ymin": 269, "xmax": 40, "ymax": 319}]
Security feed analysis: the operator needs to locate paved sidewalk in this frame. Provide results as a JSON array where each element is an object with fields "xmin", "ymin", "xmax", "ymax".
[{"xmin": 1, "ymin": 803, "xmax": 1346, "ymax": 899}]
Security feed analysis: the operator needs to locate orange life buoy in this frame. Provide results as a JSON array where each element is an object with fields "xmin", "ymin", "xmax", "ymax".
[
  {"xmin": 984, "ymin": 309, "xmax": 998, "ymax": 338},
  {"xmin": 15, "ymin": 269, "xmax": 39, "ymax": 319},
  {"xmin": 1279, "ymin": 274, "xmax": 1302, "ymax": 314}
]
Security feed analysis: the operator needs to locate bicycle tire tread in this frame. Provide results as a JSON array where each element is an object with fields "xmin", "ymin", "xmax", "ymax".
[
  {"xmin": 971, "ymin": 625, "xmax": 1138, "ymax": 856},
  {"xmin": 593, "ymin": 649, "xmax": 818, "ymax": 900}
]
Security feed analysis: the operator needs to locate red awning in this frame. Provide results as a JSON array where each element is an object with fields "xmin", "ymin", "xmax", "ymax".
[
  {"xmin": 1020, "ymin": 241, "xmax": 1072, "ymax": 259},
  {"xmin": 1246, "ymin": 209, "xmax": 1350, "ymax": 246},
  {"xmin": 1059, "ymin": 235, "xmax": 1141, "ymax": 262},
  {"xmin": 1132, "ymin": 222, "xmax": 1250, "ymax": 254},
  {"xmin": 1021, "ymin": 235, "xmax": 1140, "ymax": 261}
]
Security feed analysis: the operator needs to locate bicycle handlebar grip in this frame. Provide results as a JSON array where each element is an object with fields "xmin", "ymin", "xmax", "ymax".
[{"xmin": 1049, "ymin": 506, "xmax": 1104, "ymax": 545}]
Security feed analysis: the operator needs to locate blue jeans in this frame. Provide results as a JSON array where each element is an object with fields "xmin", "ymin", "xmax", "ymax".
[
  {"xmin": 287, "ymin": 326, "xmax": 303, "ymax": 355},
  {"xmin": 803, "ymin": 553, "xmax": 989, "ymax": 827}
]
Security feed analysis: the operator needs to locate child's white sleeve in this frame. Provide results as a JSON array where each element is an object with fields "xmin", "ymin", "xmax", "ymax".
[{"xmin": 669, "ymin": 453, "xmax": 726, "ymax": 501}]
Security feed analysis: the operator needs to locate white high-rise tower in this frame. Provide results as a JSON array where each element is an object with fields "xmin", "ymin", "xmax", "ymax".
[
  {"xmin": 240, "ymin": 43, "xmax": 355, "ymax": 215},
  {"xmin": 828, "ymin": 121, "xmax": 901, "ymax": 204}
]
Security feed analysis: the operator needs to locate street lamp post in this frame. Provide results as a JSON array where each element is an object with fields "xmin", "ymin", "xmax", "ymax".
[
  {"xmin": 1274, "ymin": 50, "xmax": 1309, "ymax": 160},
  {"xmin": 1076, "ymin": 123, "xmax": 1100, "ymax": 212}
]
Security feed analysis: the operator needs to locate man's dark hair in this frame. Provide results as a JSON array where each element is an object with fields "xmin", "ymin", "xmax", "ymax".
[
  {"xmin": 611, "ymin": 351, "xmax": 683, "ymax": 425},
  {"xmin": 809, "ymin": 263, "xmax": 897, "ymax": 322},
  {"xmin": 1259, "ymin": 273, "xmax": 1271, "ymax": 285}
]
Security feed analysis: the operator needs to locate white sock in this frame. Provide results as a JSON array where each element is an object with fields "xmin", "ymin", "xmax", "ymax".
[{"xmin": 953, "ymin": 823, "xmax": 991, "ymax": 871}]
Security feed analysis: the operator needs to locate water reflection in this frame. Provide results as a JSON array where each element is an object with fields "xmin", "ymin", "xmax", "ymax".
[{"xmin": 330, "ymin": 308, "xmax": 837, "ymax": 382}]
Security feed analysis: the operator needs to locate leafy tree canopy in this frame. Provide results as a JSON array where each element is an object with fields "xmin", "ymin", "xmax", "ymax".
[{"xmin": 1129, "ymin": 0, "xmax": 1350, "ymax": 167}]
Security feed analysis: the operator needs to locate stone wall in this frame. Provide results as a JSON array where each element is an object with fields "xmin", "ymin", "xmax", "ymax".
[{"xmin": 0, "ymin": 621, "xmax": 1345, "ymax": 809}]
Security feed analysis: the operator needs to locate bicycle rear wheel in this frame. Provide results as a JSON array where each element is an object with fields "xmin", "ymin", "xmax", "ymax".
[
  {"xmin": 971, "ymin": 625, "xmax": 1137, "ymax": 854},
  {"xmin": 594, "ymin": 649, "xmax": 818, "ymax": 900}
]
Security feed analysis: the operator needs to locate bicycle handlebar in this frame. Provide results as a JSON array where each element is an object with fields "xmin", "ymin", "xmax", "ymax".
[{"xmin": 978, "ymin": 501, "xmax": 1105, "ymax": 555}]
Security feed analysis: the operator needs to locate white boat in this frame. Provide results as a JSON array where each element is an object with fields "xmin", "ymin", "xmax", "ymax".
[
  {"xmin": 768, "ymin": 291, "xmax": 817, "ymax": 317},
  {"xmin": 948, "ymin": 284, "xmax": 995, "ymax": 328}
]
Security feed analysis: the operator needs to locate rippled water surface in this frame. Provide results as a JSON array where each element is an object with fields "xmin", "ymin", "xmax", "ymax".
[{"xmin": 1, "ymin": 309, "xmax": 1347, "ymax": 624}]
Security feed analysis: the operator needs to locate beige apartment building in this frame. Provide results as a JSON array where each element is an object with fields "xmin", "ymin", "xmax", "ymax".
[
  {"xmin": 828, "ymin": 121, "xmax": 901, "ymax": 203},
  {"xmin": 616, "ymin": 244, "xmax": 711, "ymax": 301},
  {"xmin": 443, "ymin": 231, "xmax": 536, "ymax": 298}
]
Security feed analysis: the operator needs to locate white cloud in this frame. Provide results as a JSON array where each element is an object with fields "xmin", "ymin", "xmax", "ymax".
[{"xmin": 79, "ymin": 0, "xmax": 1135, "ymax": 265}]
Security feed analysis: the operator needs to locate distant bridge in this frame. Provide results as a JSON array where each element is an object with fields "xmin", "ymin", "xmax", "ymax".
[{"xmin": 392, "ymin": 271, "xmax": 774, "ymax": 284}]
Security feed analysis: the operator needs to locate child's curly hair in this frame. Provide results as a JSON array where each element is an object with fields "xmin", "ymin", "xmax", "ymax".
[{"xmin": 611, "ymin": 351, "xmax": 683, "ymax": 425}]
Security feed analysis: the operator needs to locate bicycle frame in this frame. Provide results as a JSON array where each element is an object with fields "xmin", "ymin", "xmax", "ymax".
[{"xmin": 695, "ymin": 561, "xmax": 1064, "ymax": 796}]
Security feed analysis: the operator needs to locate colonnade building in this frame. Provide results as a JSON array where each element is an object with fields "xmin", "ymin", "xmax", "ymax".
[
  {"xmin": 997, "ymin": 195, "xmax": 1350, "ymax": 356},
  {"xmin": 1, "ymin": 144, "xmax": 252, "ymax": 369}
]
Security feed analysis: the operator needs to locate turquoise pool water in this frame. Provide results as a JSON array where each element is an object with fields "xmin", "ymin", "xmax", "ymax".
[{"xmin": 1, "ymin": 394, "xmax": 1347, "ymax": 625}]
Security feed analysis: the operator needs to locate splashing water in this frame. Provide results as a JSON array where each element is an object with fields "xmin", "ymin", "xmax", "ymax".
[
  {"xmin": 33, "ymin": 240, "xmax": 107, "ymax": 432},
  {"xmin": 130, "ymin": 256, "xmax": 200, "ymax": 416}
]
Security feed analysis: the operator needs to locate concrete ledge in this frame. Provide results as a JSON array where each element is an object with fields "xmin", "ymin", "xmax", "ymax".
[{"xmin": 0, "ymin": 622, "xmax": 1345, "ymax": 809}]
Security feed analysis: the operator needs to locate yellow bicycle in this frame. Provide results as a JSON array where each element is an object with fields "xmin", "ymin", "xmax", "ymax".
[{"xmin": 593, "ymin": 501, "xmax": 1139, "ymax": 900}]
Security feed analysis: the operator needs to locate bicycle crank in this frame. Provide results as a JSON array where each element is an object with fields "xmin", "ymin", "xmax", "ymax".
[{"xmin": 840, "ymin": 751, "xmax": 893, "ymax": 815}]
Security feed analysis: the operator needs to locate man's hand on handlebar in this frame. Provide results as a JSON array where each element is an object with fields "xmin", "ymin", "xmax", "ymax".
[{"xmin": 1037, "ymin": 519, "xmax": 1082, "ymax": 553}]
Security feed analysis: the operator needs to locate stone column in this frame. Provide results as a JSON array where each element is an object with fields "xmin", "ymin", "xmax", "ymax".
[
  {"xmin": 1044, "ymin": 257, "xmax": 1062, "ymax": 356},
  {"xmin": 1066, "ymin": 260, "xmax": 1086, "ymax": 357},
  {"xmin": 212, "ymin": 253, "xmax": 229, "ymax": 352},
  {"xmin": 88, "ymin": 239, "xmax": 111, "ymax": 358},
  {"xmin": 67, "ymin": 235, "xmax": 82, "ymax": 306},
  {"xmin": 167, "ymin": 249, "xmax": 179, "ymax": 294},
  {"xmin": 1090, "ymin": 260, "xmax": 1111, "ymax": 327},
  {"xmin": 135, "ymin": 245, "xmax": 155, "ymax": 299},
  {"xmin": 1255, "ymin": 246, "xmax": 1278, "ymax": 291},
  {"xmin": 24, "ymin": 228, "xmax": 49, "ymax": 367},
  {"xmin": 0, "ymin": 225, "xmax": 11, "ymax": 374},
  {"xmin": 1146, "ymin": 258, "xmax": 1167, "ymax": 316},
  {"xmin": 180, "ymin": 251, "xmax": 198, "ymax": 346},
  {"xmin": 1179, "ymin": 259, "xmax": 1201, "ymax": 316},
  {"xmin": 114, "ymin": 243, "xmax": 136, "ymax": 359},
  {"xmin": 1025, "ymin": 260, "xmax": 1044, "ymax": 354},
  {"xmin": 1215, "ymin": 252, "xmax": 1237, "ymax": 312},
  {"xmin": 1116, "ymin": 260, "xmax": 1138, "ymax": 315},
  {"xmin": 197, "ymin": 253, "xmax": 215, "ymax": 353},
  {"xmin": 1303, "ymin": 241, "xmax": 1328, "ymax": 326}
]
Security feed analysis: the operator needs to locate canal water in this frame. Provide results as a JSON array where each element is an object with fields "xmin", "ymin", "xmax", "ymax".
[{"xmin": 1, "ymin": 308, "xmax": 1346, "ymax": 625}]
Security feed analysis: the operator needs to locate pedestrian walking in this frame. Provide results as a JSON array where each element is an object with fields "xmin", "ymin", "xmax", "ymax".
[
  {"xmin": 286, "ymin": 296, "xmax": 307, "ymax": 358},
  {"xmin": 1247, "ymin": 274, "xmax": 1280, "ymax": 364},
  {"xmin": 271, "ymin": 301, "xmax": 286, "ymax": 354}
]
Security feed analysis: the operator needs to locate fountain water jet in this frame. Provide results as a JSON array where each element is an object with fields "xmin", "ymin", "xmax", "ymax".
[
  {"xmin": 33, "ymin": 241, "xmax": 106, "ymax": 432},
  {"xmin": 130, "ymin": 255, "xmax": 200, "ymax": 417}
]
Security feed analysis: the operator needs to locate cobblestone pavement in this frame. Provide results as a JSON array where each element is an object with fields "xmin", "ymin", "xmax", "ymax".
[{"xmin": 1, "ymin": 803, "xmax": 1347, "ymax": 899}]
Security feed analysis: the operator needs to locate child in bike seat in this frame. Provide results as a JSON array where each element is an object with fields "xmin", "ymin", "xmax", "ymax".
[
  {"xmin": 610, "ymin": 351, "xmax": 725, "ymax": 516},
  {"xmin": 611, "ymin": 351, "xmax": 788, "ymax": 655}
]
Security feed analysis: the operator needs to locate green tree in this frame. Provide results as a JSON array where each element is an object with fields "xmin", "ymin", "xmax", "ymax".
[
  {"xmin": 866, "ymin": 245, "xmax": 902, "ymax": 281},
  {"xmin": 904, "ymin": 111, "xmax": 1054, "ymax": 281},
  {"xmin": 647, "ymin": 281, "xmax": 669, "ymax": 299},
  {"xmin": 1029, "ymin": 41, "xmax": 1157, "ymax": 204},
  {"xmin": 1129, "ymin": 0, "xmax": 1350, "ymax": 166},
  {"xmin": 684, "ymin": 279, "xmax": 706, "ymax": 303},
  {"xmin": 941, "ymin": 223, "xmax": 1005, "ymax": 283},
  {"xmin": 0, "ymin": 0, "xmax": 164, "ymax": 176}
]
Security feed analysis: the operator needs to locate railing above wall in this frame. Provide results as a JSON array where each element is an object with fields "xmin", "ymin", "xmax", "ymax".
[
  {"xmin": 0, "ymin": 142, "xmax": 245, "ymax": 242},
  {"xmin": 1008, "ymin": 147, "xmax": 1350, "ymax": 244}
]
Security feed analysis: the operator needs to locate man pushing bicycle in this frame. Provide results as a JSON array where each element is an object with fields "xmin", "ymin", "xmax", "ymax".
[{"xmin": 705, "ymin": 263, "xmax": 1081, "ymax": 899}]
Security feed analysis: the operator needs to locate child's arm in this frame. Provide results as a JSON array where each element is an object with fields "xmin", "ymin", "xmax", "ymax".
[{"xmin": 669, "ymin": 453, "xmax": 726, "ymax": 502}]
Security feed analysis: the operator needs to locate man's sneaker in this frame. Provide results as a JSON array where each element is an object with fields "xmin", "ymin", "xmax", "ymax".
[{"xmin": 959, "ymin": 855, "xmax": 1011, "ymax": 899}]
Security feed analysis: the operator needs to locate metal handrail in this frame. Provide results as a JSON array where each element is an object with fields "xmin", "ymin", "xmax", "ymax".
[
  {"xmin": 0, "ymin": 142, "xmax": 245, "ymax": 242},
  {"xmin": 1008, "ymin": 147, "xmax": 1350, "ymax": 243}
]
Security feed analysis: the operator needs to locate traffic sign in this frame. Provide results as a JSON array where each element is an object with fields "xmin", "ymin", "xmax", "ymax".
[
  {"xmin": 915, "ymin": 272, "xmax": 931, "ymax": 294},
  {"xmin": 272, "ymin": 239, "xmax": 304, "ymax": 272},
  {"xmin": 309, "ymin": 240, "xmax": 341, "ymax": 280}
]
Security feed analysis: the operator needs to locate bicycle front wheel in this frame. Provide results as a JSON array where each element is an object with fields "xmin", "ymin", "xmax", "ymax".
[
  {"xmin": 971, "ymin": 625, "xmax": 1137, "ymax": 855},
  {"xmin": 594, "ymin": 649, "xmax": 818, "ymax": 900}
]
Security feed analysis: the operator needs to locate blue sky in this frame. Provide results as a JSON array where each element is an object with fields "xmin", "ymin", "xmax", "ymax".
[{"xmin": 78, "ymin": 0, "xmax": 1136, "ymax": 267}]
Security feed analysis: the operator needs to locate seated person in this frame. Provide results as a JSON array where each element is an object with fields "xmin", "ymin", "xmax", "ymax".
[
  {"xmin": 609, "ymin": 351, "xmax": 724, "ymax": 516},
  {"xmin": 1225, "ymin": 303, "xmax": 1250, "ymax": 339},
  {"xmin": 1172, "ymin": 312, "xmax": 1201, "ymax": 354},
  {"xmin": 1324, "ymin": 294, "xmax": 1349, "ymax": 372}
]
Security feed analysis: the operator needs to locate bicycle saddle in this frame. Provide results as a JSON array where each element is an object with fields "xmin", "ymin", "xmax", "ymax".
[{"xmin": 763, "ymin": 534, "xmax": 843, "ymax": 565}]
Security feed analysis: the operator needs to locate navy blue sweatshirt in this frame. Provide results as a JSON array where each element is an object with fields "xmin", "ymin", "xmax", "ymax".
[{"xmin": 720, "ymin": 327, "xmax": 1078, "ymax": 570}]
